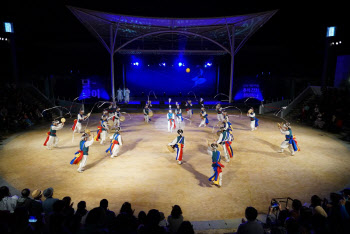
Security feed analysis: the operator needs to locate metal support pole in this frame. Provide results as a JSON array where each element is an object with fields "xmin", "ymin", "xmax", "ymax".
[
  {"xmin": 216, "ymin": 65, "xmax": 220, "ymax": 94},
  {"xmin": 229, "ymin": 25, "xmax": 235, "ymax": 103},
  {"xmin": 122, "ymin": 63, "xmax": 126, "ymax": 90},
  {"xmin": 110, "ymin": 25, "xmax": 116, "ymax": 104}
]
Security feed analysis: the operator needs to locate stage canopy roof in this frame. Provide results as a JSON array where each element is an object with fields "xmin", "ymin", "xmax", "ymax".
[{"xmin": 67, "ymin": 6, "xmax": 277, "ymax": 55}]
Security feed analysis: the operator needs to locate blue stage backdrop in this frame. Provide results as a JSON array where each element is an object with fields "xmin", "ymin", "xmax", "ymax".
[{"xmin": 126, "ymin": 60, "xmax": 217, "ymax": 97}]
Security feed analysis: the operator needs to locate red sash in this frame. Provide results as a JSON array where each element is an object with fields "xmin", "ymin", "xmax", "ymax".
[
  {"xmin": 72, "ymin": 119, "xmax": 78, "ymax": 131},
  {"xmin": 94, "ymin": 126, "xmax": 102, "ymax": 141},
  {"xmin": 43, "ymin": 132, "xmax": 50, "ymax": 146},
  {"xmin": 169, "ymin": 119, "xmax": 176, "ymax": 129},
  {"xmin": 111, "ymin": 140, "xmax": 119, "ymax": 151}
]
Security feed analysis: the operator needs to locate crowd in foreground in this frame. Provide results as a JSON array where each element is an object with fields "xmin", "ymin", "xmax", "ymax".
[{"xmin": 1, "ymin": 186, "xmax": 350, "ymax": 234}]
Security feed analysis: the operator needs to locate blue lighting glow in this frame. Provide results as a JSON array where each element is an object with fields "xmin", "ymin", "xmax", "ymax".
[
  {"xmin": 206, "ymin": 62, "xmax": 212, "ymax": 67},
  {"xmin": 4, "ymin": 22, "xmax": 14, "ymax": 33},
  {"xmin": 326, "ymin": 26, "xmax": 336, "ymax": 37},
  {"xmin": 79, "ymin": 76, "xmax": 110, "ymax": 100},
  {"xmin": 234, "ymin": 84, "xmax": 263, "ymax": 101},
  {"xmin": 178, "ymin": 62, "xmax": 183, "ymax": 67}
]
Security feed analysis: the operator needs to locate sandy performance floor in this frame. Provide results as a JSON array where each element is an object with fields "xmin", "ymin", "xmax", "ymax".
[{"xmin": 1, "ymin": 110, "xmax": 350, "ymax": 221}]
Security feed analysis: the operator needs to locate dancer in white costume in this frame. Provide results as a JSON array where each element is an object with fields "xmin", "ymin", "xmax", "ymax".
[
  {"xmin": 175, "ymin": 104, "xmax": 183, "ymax": 129},
  {"xmin": 106, "ymin": 127, "xmax": 123, "ymax": 158},
  {"xmin": 46, "ymin": 120, "xmax": 64, "ymax": 150},
  {"xmin": 77, "ymin": 133, "xmax": 94, "ymax": 173},
  {"xmin": 143, "ymin": 105, "xmax": 150, "ymax": 123},
  {"xmin": 117, "ymin": 88, "xmax": 123, "ymax": 103},
  {"xmin": 73, "ymin": 110, "xmax": 89, "ymax": 133},
  {"xmin": 198, "ymin": 107, "xmax": 209, "ymax": 127},
  {"xmin": 185, "ymin": 100, "xmax": 193, "ymax": 118},
  {"xmin": 247, "ymin": 107, "xmax": 256, "ymax": 131},
  {"xmin": 167, "ymin": 110, "xmax": 176, "ymax": 132},
  {"xmin": 95, "ymin": 115, "xmax": 109, "ymax": 145},
  {"xmin": 113, "ymin": 107, "xmax": 121, "ymax": 128},
  {"xmin": 216, "ymin": 104, "xmax": 224, "ymax": 122},
  {"xmin": 124, "ymin": 88, "xmax": 130, "ymax": 104},
  {"xmin": 278, "ymin": 123, "xmax": 299, "ymax": 156},
  {"xmin": 216, "ymin": 127, "xmax": 233, "ymax": 162}
]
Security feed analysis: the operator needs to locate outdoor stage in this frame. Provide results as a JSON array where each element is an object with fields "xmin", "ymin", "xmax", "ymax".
[{"xmin": 0, "ymin": 110, "xmax": 350, "ymax": 222}]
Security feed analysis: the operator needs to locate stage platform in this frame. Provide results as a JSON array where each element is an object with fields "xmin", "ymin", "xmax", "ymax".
[{"xmin": 1, "ymin": 111, "xmax": 349, "ymax": 224}]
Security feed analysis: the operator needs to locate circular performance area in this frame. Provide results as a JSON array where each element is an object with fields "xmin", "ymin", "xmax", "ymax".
[{"xmin": 1, "ymin": 111, "xmax": 349, "ymax": 221}]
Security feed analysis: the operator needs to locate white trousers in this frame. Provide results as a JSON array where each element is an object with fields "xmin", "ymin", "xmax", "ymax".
[
  {"xmin": 168, "ymin": 120, "xmax": 175, "ymax": 132},
  {"xmin": 111, "ymin": 145, "xmax": 121, "ymax": 157},
  {"xmin": 125, "ymin": 96, "xmax": 129, "ymax": 103},
  {"xmin": 114, "ymin": 119, "xmax": 120, "ymax": 127},
  {"xmin": 250, "ymin": 120, "xmax": 256, "ymax": 130},
  {"xmin": 47, "ymin": 136, "xmax": 59, "ymax": 149},
  {"xmin": 78, "ymin": 155, "xmax": 88, "ymax": 171},
  {"xmin": 117, "ymin": 95, "xmax": 123, "ymax": 102},
  {"xmin": 187, "ymin": 110, "xmax": 192, "ymax": 118},
  {"xmin": 74, "ymin": 122, "xmax": 82, "ymax": 133},
  {"xmin": 144, "ymin": 115, "xmax": 149, "ymax": 123},
  {"xmin": 199, "ymin": 119, "xmax": 206, "ymax": 127},
  {"xmin": 176, "ymin": 117, "xmax": 182, "ymax": 129},
  {"xmin": 217, "ymin": 114, "xmax": 224, "ymax": 122},
  {"xmin": 100, "ymin": 131, "xmax": 107, "ymax": 144},
  {"xmin": 222, "ymin": 144, "xmax": 230, "ymax": 162},
  {"xmin": 280, "ymin": 141, "xmax": 294, "ymax": 153}
]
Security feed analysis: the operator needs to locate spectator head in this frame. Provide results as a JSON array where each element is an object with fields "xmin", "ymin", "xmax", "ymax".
[
  {"xmin": 21, "ymin": 188, "xmax": 30, "ymax": 198},
  {"xmin": 171, "ymin": 205, "xmax": 182, "ymax": 219},
  {"xmin": 146, "ymin": 209, "xmax": 161, "ymax": 227},
  {"xmin": 62, "ymin": 196, "xmax": 71, "ymax": 208},
  {"xmin": 245, "ymin": 206, "xmax": 258, "ymax": 221},
  {"xmin": 138, "ymin": 211, "xmax": 147, "ymax": 224},
  {"xmin": 85, "ymin": 207, "xmax": 106, "ymax": 226},
  {"xmin": 292, "ymin": 199, "xmax": 302, "ymax": 211},
  {"xmin": 77, "ymin": 201, "xmax": 86, "ymax": 210},
  {"xmin": 120, "ymin": 201, "xmax": 134, "ymax": 215},
  {"xmin": 342, "ymin": 188, "xmax": 350, "ymax": 200},
  {"xmin": 100, "ymin": 199, "xmax": 108, "ymax": 209},
  {"xmin": 177, "ymin": 221, "xmax": 194, "ymax": 234},
  {"xmin": 159, "ymin": 212, "xmax": 165, "ymax": 221},
  {"xmin": 32, "ymin": 189, "xmax": 42, "ymax": 200},
  {"xmin": 43, "ymin": 187, "xmax": 54, "ymax": 198},
  {"xmin": 330, "ymin": 192, "xmax": 342, "ymax": 204},
  {"xmin": 52, "ymin": 200, "xmax": 65, "ymax": 213},
  {"xmin": 311, "ymin": 195, "xmax": 322, "ymax": 207},
  {"xmin": 0, "ymin": 186, "xmax": 10, "ymax": 200}
]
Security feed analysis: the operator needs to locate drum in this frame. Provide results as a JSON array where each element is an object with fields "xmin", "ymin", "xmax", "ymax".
[
  {"xmin": 61, "ymin": 118, "xmax": 66, "ymax": 123},
  {"xmin": 167, "ymin": 145, "xmax": 175, "ymax": 153},
  {"xmin": 149, "ymin": 110, "xmax": 154, "ymax": 117},
  {"xmin": 120, "ymin": 116, "xmax": 126, "ymax": 122}
]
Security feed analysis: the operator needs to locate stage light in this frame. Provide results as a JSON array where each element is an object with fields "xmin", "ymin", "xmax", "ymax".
[
  {"xmin": 326, "ymin": 26, "xmax": 336, "ymax": 37},
  {"xmin": 135, "ymin": 62, "xmax": 139, "ymax": 66},
  {"xmin": 336, "ymin": 42, "xmax": 339, "ymax": 45},
  {"xmin": 178, "ymin": 62, "xmax": 183, "ymax": 67},
  {"xmin": 162, "ymin": 63, "xmax": 166, "ymax": 66},
  {"xmin": 206, "ymin": 62, "xmax": 212, "ymax": 67},
  {"xmin": 204, "ymin": 65, "xmax": 207, "ymax": 68},
  {"xmin": 186, "ymin": 68, "xmax": 190, "ymax": 73},
  {"xmin": 4, "ymin": 22, "xmax": 14, "ymax": 33}
]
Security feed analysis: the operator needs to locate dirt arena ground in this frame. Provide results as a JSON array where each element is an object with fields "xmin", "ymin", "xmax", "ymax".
[{"xmin": 1, "ymin": 110, "xmax": 350, "ymax": 222}]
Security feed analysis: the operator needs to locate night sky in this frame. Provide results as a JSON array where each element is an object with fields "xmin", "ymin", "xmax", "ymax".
[{"xmin": 1, "ymin": 0, "xmax": 349, "ymax": 84}]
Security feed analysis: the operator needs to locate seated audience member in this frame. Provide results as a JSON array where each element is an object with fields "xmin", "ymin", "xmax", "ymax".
[
  {"xmin": 237, "ymin": 206, "xmax": 264, "ymax": 234},
  {"xmin": 16, "ymin": 188, "xmax": 33, "ymax": 211},
  {"xmin": 139, "ymin": 209, "xmax": 166, "ymax": 234},
  {"xmin": 114, "ymin": 201, "xmax": 137, "ymax": 233},
  {"xmin": 159, "ymin": 211, "xmax": 168, "ymax": 230},
  {"xmin": 30, "ymin": 189, "xmax": 43, "ymax": 217},
  {"xmin": 82, "ymin": 207, "xmax": 108, "ymax": 233},
  {"xmin": 10, "ymin": 207, "xmax": 34, "ymax": 234},
  {"xmin": 70, "ymin": 201, "xmax": 88, "ymax": 233},
  {"xmin": 168, "ymin": 205, "xmax": 184, "ymax": 233},
  {"xmin": 137, "ymin": 211, "xmax": 147, "ymax": 230},
  {"xmin": 42, "ymin": 187, "xmax": 59, "ymax": 214},
  {"xmin": 310, "ymin": 195, "xmax": 327, "ymax": 218},
  {"xmin": 99, "ymin": 199, "xmax": 115, "ymax": 230},
  {"xmin": 177, "ymin": 220, "xmax": 195, "ymax": 234},
  {"xmin": 0, "ymin": 186, "xmax": 18, "ymax": 213}
]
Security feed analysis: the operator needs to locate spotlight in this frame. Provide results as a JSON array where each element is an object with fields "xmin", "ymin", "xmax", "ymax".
[
  {"xmin": 178, "ymin": 62, "xmax": 183, "ymax": 67},
  {"xmin": 135, "ymin": 62, "xmax": 139, "ymax": 66},
  {"xmin": 162, "ymin": 63, "xmax": 166, "ymax": 66},
  {"xmin": 206, "ymin": 62, "xmax": 212, "ymax": 67}
]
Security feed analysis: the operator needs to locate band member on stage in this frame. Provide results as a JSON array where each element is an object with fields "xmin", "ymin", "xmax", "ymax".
[
  {"xmin": 167, "ymin": 110, "xmax": 176, "ymax": 132},
  {"xmin": 124, "ymin": 88, "xmax": 130, "ymax": 104},
  {"xmin": 72, "ymin": 110, "xmax": 89, "ymax": 133},
  {"xmin": 117, "ymin": 88, "xmax": 124, "ymax": 103},
  {"xmin": 208, "ymin": 142, "xmax": 224, "ymax": 187},
  {"xmin": 198, "ymin": 107, "xmax": 209, "ymax": 127},
  {"xmin": 217, "ymin": 126, "xmax": 233, "ymax": 162},
  {"xmin": 247, "ymin": 107, "xmax": 256, "ymax": 131},
  {"xmin": 216, "ymin": 104, "xmax": 224, "ymax": 122},
  {"xmin": 143, "ymin": 105, "xmax": 150, "ymax": 123},
  {"xmin": 70, "ymin": 132, "xmax": 94, "ymax": 173},
  {"xmin": 45, "ymin": 120, "xmax": 64, "ymax": 150},
  {"xmin": 175, "ymin": 104, "xmax": 183, "ymax": 129},
  {"xmin": 95, "ymin": 115, "xmax": 109, "ymax": 144},
  {"xmin": 168, "ymin": 129, "xmax": 185, "ymax": 165},
  {"xmin": 185, "ymin": 100, "xmax": 193, "ymax": 119},
  {"xmin": 278, "ymin": 123, "xmax": 299, "ymax": 156},
  {"xmin": 113, "ymin": 107, "xmax": 121, "ymax": 128},
  {"xmin": 106, "ymin": 127, "xmax": 123, "ymax": 158}
]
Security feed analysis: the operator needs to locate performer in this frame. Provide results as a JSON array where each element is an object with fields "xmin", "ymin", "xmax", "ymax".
[
  {"xmin": 117, "ymin": 88, "xmax": 123, "ymax": 103},
  {"xmin": 278, "ymin": 123, "xmax": 299, "ymax": 156},
  {"xmin": 216, "ymin": 103, "xmax": 224, "ymax": 122},
  {"xmin": 106, "ymin": 127, "xmax": 123, "ymax": 158},
  {"xmin": 222, "ymin": 109, "xmax": 229, "ymax": 120},
  {"xmin": 45, "ymin": 120, "xmax": 64, "ymax": 150},
  {"xmin": 247, "ymin": 107, "xmax": 256, "ymax": 131},
  {"xmin": 208, "ymin": 142, "xmax": 224, "ymax": 187},
  {"xmin": 72, "ymin": 110, "xmax": 89, "ymax": 133},
  {"xmin": 168, "ymin": 129, "xmax": 185, "ymax": 165},
  {"xmin": 199, "ymin": 98, "xmax": 204, "ymax": 107},
  {"xmin": 100, "ymin": 110, "xmax": 109, "ymax": 125},
  {"xmin": 185, "ymin": 100, "xmax": 193, "ymax": 118},
  {"xmin": 175, "ymin": 104, "xmax": 183, "ymax": 129},
  {"xmin": 143, "ymin": 105, "xmax": 150, "ymax": 123},
  {"xmin": 223, "ymin": 116, "xmax": 233, "ymax": 134},
  {"xmin": 95, "ymin": 115, "xmax": 109, "ymax": 144},
  {"xmin": 217, "ymin": 126, "xmax": 233, "ymax": 162},
  {"xmin": 167, "ymin": 110, "xmax": 176, "ymax": 132},
  {"xmin": 70, "ymin": 132, "xmax": 94, "ymax": 173},
  {"xmin": 198, "ymin": 107, "xmax": 209, "ymax": 127},
  {"xmin": 124, "ymin": 88, "xmax": 130, "ymax": 104},
  {"xmin": 113, "ymin": 107, "xmax": 121, "ymax": 128}
]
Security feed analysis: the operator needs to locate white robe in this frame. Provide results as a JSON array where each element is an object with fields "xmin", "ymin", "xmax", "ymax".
[
  {"xmin": 109, "ymin": 134, "xmax": 123, "ymax": 157},
  {"xmin": 47, "ymin": 123, "xmax": 64, "ymax": 149},
  {"xmin": 78, "ymin": 138, "xmax": 94, "ymax": 171}
]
